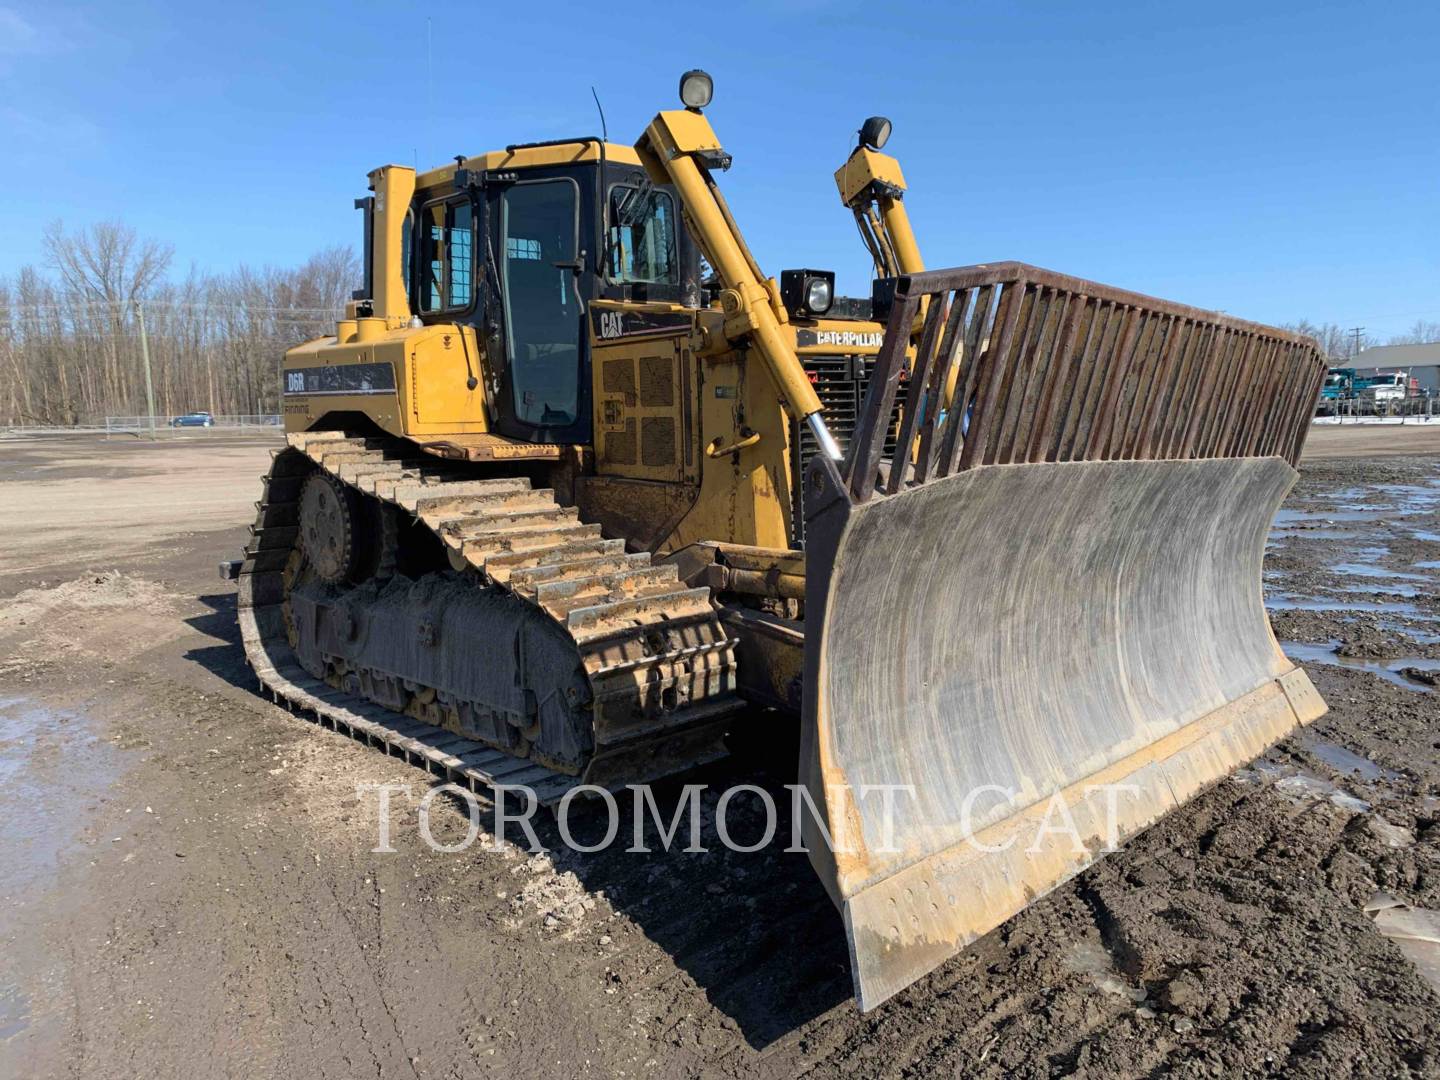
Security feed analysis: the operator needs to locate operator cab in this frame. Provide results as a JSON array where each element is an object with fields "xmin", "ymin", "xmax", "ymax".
[{"xmin": 397, "ymin": 142, "xmax": 701, "ymax": 446}]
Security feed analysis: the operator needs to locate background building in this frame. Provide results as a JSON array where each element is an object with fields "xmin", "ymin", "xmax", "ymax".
[{"xmin": 1350, "ymin": 343, "xmax": 1440, "ymax": 395}]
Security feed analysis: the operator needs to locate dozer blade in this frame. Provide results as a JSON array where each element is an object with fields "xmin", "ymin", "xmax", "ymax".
[{"xmin": 799, "ymin": 263, "xmax": 1329, "ymax": 1010}]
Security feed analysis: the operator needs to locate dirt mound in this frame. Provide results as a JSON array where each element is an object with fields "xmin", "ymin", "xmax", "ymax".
[{"xmin": 1, "ymin": 570, "xmax": 172, "ymax": 630}]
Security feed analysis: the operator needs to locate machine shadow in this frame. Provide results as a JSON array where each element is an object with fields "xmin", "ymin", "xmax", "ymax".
[
  {"xmin": 181, "ymin": 591, "xmax": 257, "ymax": 692},
  {"xmin": 524, "ymin": 721, "xmax": 854, "ymax": 1047}
]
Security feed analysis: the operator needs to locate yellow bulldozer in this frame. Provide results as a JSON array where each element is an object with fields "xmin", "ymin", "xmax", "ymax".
[{"xmin": 229, "ymin": 70, "xmax": 1329, "ymax": 1010}]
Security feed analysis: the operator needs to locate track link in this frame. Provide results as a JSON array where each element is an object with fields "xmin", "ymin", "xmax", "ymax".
[{"xmin": 236, "ymin": 431, "xmax": 741, "ymax": 802}]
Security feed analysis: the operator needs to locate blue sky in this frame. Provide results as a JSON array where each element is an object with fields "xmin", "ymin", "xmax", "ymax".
[{"xmin": 1, "ymin": 1, "xmax": 1436, "ymax": 337}]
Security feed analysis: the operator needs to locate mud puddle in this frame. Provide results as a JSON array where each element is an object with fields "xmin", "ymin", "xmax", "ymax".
[
  {"xmin": 0, "ymin": 981, "xmax": 28, "ymax": 1043},
  {"xmin": 1341, "ymin": 582, "xmax": 1422, "ymax": 598},
  {"xmin": 1064, "ymin": 941, "xmax": 1147, "ymax": 1004},
  {"xmin": 0, "ymin": 698, "xmax": 126, "ymax": 897},
  {"xmin": 1378, "ymin": 621, "xmax": 1440, "ymax": 643},
  {"xmin": 1366, "ymin": 894, "xmax": 1440, "ymax": 994},
  {"xmin": 1330, "ymin": 562, "xmax": 1428, "ymax": 582},
  {"xmin": 1267, "ymin": 596, "xmax": 1434, "ymax": 617},
  {"xmin": 1231, "ymin": 759, "xmax": 1372, "ymax": 812},
  {"xmin": 1269, "ymin": 528, "xmax": 1364, "ymax": 541},
  {"xmin": 1266, "ymin": 466, "xmax": 1440, "ymax": 674},
  {"xmin": 1296, "ymin": 731, "xmax": 1402, "ymax": 782},
  {"xmin": 1273, "ymin": 506, "xmax": 1423, "ymax": 526},
  {"xmin": 1280, "ymin": 641, "xmax": 1440, "ymax": 691},
  {"xmin": 0, "ymin": 697, "xmax": 130, "ymax": 1048}
]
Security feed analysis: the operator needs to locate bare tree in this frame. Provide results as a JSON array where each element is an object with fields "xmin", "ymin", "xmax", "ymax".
[
  {"xmin": 1387, "ymin": 320, "xmax": 1440, "ymax": 346},
  {"xmin": 1282, "ymin": 320, "xmax": 1353, "ymax": 361},
  {"xmin": 1, "ymin": 219, "xmax": 357, "ymax": 426}
]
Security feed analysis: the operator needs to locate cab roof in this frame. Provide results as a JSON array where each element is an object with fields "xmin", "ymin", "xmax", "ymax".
[{"xmin": 412, "ymin": 140, "xmax": 643, "ymax": 191}]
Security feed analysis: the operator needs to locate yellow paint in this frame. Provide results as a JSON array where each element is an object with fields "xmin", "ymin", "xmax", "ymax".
[
  {"xmin": 833, "ymin": 147, "xmax": 908, "ymax": 205},
  {"xmin": 587, "ymin": 299, "xmax": 794, "ymax": 551},
  {"xmin": 289, "ymin": 110, "xmax": 890, "ymax": 553},
  {"xmin": 834, "ymin": 145, "xmax": 924, "ymax": 275},
  {"xmin": 283, "ymin": 323, "xmax": 487, "ymax": 437},
  {"xmin": 368, "ymin": 165, "xmax": 415, "ymax": 321},
  {"xmin": 589, "ymin": 316, "xmax": 694, "ymax": 485},
  {"xmin": 408, "ymin": 325, "xmax": 486, "ymax": 430},
  {"xmin": 415, "ymin": 140, "xmax": 644, "ymax": 193},
  {"xmin": 640, "ymin": 111, "xmax": 824, "ymax": 422}
]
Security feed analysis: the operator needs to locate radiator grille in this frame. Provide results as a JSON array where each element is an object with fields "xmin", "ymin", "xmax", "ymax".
[
  {"xmin": 605, "ymin": 418, "xmax": 637, "ymax": 465},
  {"xmin": 602, "ymin": 357, "xmax": 636, "ymax": 400},
  {"xmin": 638, "ymin": 355, "xmax": 675, "ymax": 407},
  {"xmin": 790, "ymin": 354, "xmax": 898, "ymax": 546},
  {"xmin": 641, "ymin": 416, "xmax": 676, "ymax": 467}
]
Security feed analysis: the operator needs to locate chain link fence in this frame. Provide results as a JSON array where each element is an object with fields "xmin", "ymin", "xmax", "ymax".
[
  {"xmin": 102, "ymin": 414, "xmax": 282, "ymax": 435},
  {"xmin": 1314, "ymin": 396, "xmax": 1438, "ymax": 423}
]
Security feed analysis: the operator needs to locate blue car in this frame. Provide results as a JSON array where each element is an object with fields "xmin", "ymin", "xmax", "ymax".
[{"xmin": 170, "ymin": 411, "xmax": 214, "ymax": 428}]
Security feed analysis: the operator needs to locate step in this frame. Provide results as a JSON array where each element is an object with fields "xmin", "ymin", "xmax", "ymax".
[
  {"xmin": 409, "ymin": 487, "xmax": 558, "ymax": 517},
  {"xmin": 481, "ymin": 538, "xmax": 628, "ymax": 583},
  {"xmin": 287, "ymin": 431, "xmax": 356, "ymax": 452},
  {"xmin": 507, "ymin": 552, "xmax": 651, "ymax": 592},
  {"xmin": 531, "ymin": 564, "xmax": 679, "ymax": 609},
  {"xmin": 565, "ymin": 588, "xmax": 715, "ymax": 643},
  {"xmin": 459, "ymin": 522, "xmax": 604, "ymax": 561},
  {"xmin": 335, "ymin": 458, "xmax": 433, "ymax": 483},
  {"xmin": 437, "ymin": 506, "xmax": 578, "ymax": 539}
]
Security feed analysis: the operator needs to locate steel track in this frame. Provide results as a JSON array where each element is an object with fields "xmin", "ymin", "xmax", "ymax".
[{"xmin": 236, "ymin": 431, "xmax": 741, "ymax": 803}]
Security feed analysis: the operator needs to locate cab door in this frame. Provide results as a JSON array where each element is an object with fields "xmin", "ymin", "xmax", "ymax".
[{"xmin": 491, "ymin": 176, "xmax": 590, "ymax": 444}]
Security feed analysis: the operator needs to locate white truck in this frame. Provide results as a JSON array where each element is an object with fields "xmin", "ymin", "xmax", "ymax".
[{"xmin": 1363, "ymin": 370, "xmax": 1418, "ymax": 404}]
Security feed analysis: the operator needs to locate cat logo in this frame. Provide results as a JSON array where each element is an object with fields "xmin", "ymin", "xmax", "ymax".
[
  {"xmin": 815, "ymin": 330, "xmax": 883, "ymax": 348},
  {"xmin": 598, "ymin": 311, "xmax": 625, "ymax": 340}
]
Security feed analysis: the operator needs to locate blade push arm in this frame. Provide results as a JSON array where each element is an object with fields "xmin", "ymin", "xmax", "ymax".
[{"xmin": 637, "ymin": 110, "xmax": 842, "ymax": 459}]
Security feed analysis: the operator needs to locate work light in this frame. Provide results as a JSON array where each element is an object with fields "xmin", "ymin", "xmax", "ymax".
[
  {"xmin": 679, "ymin": 70, "xmax": 714, "ymax": 111},
  {"xmin": 859, "ymin": 115, "xmax": 892, "ymax": 151},
  {"xmin": 780, "ymin": 269, "xmax": 836, "ymax": 318}
]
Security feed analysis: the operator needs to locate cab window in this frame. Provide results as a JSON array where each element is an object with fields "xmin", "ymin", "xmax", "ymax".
[
  {"xmin": 606, "ymin": 185, "xmax": 677, "ymax": 285},
  {"xmin": 418, "ymin": 198, "xmax": 474, "ymax": 313},
  {"xmin": 501, "ymin": 179, "xmax": 581, "ymax": 427},
  {"xmin": 401, "ymin": 208, "xmax": 414, "ymax": 297}
]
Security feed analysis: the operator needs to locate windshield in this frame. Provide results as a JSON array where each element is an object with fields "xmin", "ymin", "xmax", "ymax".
[{"xmin": 606, "ymin": 185, "xmax": 678, "ymax": 285}]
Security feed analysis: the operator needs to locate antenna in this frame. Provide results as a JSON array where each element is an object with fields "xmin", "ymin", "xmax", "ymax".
[
  {"xmin": 590, "ymin": 86, "xmax": 608, "ymax": 144},
  {"xmin": 426, "ymin": 18, "xmax": 434, "ymax": 164}
]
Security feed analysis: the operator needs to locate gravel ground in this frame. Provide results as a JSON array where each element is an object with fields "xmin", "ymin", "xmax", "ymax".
[{"xmin": 0, "ymin": 429, "xmax": 1438, "ymax": 1078}]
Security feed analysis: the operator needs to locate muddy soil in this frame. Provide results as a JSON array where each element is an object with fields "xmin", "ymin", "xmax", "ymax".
[{"xmin": 1, "ymin": 431, "xmax": 1438, "ymax": 1078}]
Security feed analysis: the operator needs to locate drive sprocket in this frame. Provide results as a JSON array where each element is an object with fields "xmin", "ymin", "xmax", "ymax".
[{"xmin": 298, "ymin": 471, "xmax": 362, "ymax": 583}]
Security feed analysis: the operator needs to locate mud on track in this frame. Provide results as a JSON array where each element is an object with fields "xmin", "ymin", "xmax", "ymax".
[{"xmin": 0, "ymin": 429, "xmax": 1438, "ymax": 1078}]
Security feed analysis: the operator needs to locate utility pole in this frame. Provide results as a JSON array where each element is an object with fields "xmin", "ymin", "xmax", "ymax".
[
  {"xmin": 136, "ymin": 300, "xmax": 157, "ymax": 439},
  {"xmin": 1349, "ymin": 326, "xmax": 1365, "ymax": 361}
]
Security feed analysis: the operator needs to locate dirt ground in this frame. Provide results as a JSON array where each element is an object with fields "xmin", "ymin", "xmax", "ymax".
[
  {"xmin": 1304, "ymin": 421, "xmax": 1440, "ymax": 459},
  {"xmin": 1, "ymin": 426, "xmax": 1438, "ymax": 1079}
]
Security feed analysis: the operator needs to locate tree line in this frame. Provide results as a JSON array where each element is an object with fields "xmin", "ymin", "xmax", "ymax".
[
  {"xmin": 0, "ymin": 221, "xmax": 357, "ymax": 426},
  {"xmin": 2, "ymin": 219, "xmax": 1436, "ymax": 427},
  {"xmin": 1283, "ymin": 320, "xmax": 1440, "ymax": 363}
]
